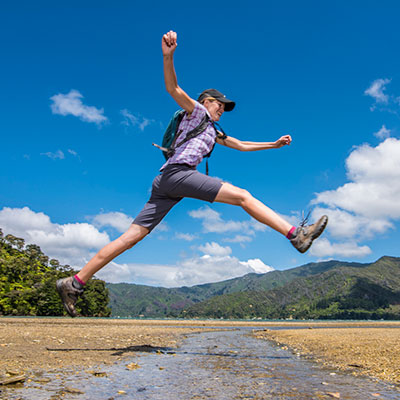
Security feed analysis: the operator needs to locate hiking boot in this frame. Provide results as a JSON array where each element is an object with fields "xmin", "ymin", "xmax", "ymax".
[
  {"xmin": 290, "ymin": 215, "xmax": 328, "ymax": 254},
  {"xmin": 56, "ymin": 276, "xmax": 83, "ymax": 317}
]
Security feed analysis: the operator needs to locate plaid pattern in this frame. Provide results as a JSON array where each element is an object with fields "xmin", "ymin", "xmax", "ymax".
[{"xmin": 161, "ymin": 101, "xmax": 216, "ymax": 170}]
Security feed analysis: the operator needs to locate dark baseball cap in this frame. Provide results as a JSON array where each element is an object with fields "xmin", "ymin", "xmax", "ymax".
[{"xmin": 197, "ymin": 89, "xmax": 236, "ymax": 112}]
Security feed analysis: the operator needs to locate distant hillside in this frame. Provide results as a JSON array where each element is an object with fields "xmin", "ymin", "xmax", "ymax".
[
  {"xmin": 107, "ymin": 260, "xmax": 348, "ymax": 317},
  {"xmin": 183, "ymin": 256, "xmax": 400, "ymax": 320},
  {"xmin": 107, "ymin": 256, "xmax": 400, "ymax": 319}
]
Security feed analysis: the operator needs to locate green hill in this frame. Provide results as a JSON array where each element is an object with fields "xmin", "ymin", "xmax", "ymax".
[
  {"xmin": 183, "ymin": 256, "xmax": 400, "ymax": 320},
  {"xmin": 0, "ymin": 229, "xmax": 110, "ymax": 317},
  {"xmin": 107, "ymin": 256, "xmax": 400, "ymax": 319}
]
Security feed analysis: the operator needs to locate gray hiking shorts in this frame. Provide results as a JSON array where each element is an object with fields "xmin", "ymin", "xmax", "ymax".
[{"xmin": 133, "ymin": 164, "xmax": 223, "ymax": 232}]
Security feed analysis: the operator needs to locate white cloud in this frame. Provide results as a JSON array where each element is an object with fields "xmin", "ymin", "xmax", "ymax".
[
  {"xmin": 311, "ymin": 207, "xmax": 393, "ymax": 240},
  {"xmin": 153, "ymin": 221, "xmax": 169, "ymax": 233},
  {"xmin": 41, "ymin": 150, "xmax": 65, "ymax": 160},
  {"xmin": 314, "ymin": 138, "xmax": 400, "ymax": 219},
  {"xmin": 97, "ymin": 254, "xmax": 273, "ymax": 287},
  {"xmin": 0, "ymin": 206, "xmax": 275, "ymax": 287},
  {"xmin": 364, "ymin": 78, "xmax": 391, "ymax": 104},
  {"xmin": 189, "ymin": 206, "xmax": 267, "ymax": 235},
  {"xmin": 223, "ymin": 235, "xmax": 253, "ymax": 243},
  {"xmin": 92, "ymin": 211, "xmax": 133, "ymax": 233},
  {"xmin": 175, "ymin": 232, "xmax": 197, "ymax": 241},
  {"xmin": 0, "ymin": 207, "xmax": 109, "ymax": 267},
  {"xmin": 50, "ymin": 89, "xmax": 108, "ymax": 125},
  {"xmin": 310, "ymin": 238, "xmax": 371, "ymax": 258},
  {"xmin": 68, "ymin": 149, "xmax": 78, "ymax": 157},
  {"xmin": 240, "ymin": 258, "xmax": 274, "ymax": 274},
  {"xmin": 374, "ymin": 125, "xmax": 391, "ymax": 140},
  {"xmin": 311, "ymin": 137, "xmax": 400, "ymax": 257},
  {"xmin": 120, "ymin": 109, "xmax": 153, "ymax": 131},
  {"xmin": 96, "ymin": 241, "xmax": 274, "ymax": 287},
  {"xmin": 198, "ymin": 242, "xmax": 232, "ymax": 257}
]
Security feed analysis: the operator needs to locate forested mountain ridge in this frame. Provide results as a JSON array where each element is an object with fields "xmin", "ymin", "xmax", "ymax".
[
  {"xmin": 182, "ymin": 256, "xmax": 400, "ymax": 319},
  {"xmin": 2, "ymin": 226, "xmax": 399, "ymax": 320},
  {"xmin": 0, "ymin": 229, "xmax": 110, "ymax": 317},
  {"xmin": 107, "ymin": 256, "xmax": 400, "ymax": 319}
]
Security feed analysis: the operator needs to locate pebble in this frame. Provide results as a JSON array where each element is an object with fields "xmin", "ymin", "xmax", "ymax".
[
  {"xmin": 326, "ymin": 392, "xmax": 341, "ymax": 398},
  {"xmin": 64, "ymin": 387, "xmax": 84, "ymax": 394},
  {"xmin": 126, "ymin": 362, "xmax": 140, "ymax": 370}
]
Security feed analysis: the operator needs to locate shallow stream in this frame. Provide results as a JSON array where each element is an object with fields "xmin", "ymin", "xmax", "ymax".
[{"xmin": 3, "ymin": 327, "xmax": 400, "ymax": 399}]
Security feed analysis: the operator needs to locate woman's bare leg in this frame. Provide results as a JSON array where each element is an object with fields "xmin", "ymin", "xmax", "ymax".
[
  {"xmin": 77, "ymin": 224, "xmax": 149, "ymax": 283},
  {"xmin": 214, "ymin": 182, "xmax": 292, "ymax": 236}
]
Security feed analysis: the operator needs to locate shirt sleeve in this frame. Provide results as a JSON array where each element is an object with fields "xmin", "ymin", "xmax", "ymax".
[{"xmin": 186, "ymin": 101, "xmax": 208, "ymax": 124}]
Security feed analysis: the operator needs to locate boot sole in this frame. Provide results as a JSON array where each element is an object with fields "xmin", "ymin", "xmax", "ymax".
[
  {"xmin": 56, "ymin": 280, "xmax": 77, "ymax": 318},
  {"xmin": 311, "ymin": 215, "xmax": 328, "ymax": 241}
]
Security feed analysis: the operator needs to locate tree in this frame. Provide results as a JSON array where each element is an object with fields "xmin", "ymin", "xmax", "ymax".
[{"xmin": 0, "ymin": 231, "xmax": 110, "ymax": 317}]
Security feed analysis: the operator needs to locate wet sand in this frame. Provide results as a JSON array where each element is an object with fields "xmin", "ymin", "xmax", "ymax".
[
  {"xmin": 2, "ymin": 318, "xmax": 400, "ymax": 384},
  {"xmin": 0, "ymin": 317, "xmax": 209, "ymax": 374},
  {"xmin": 254, "ymin": 325, "xmax": 400, "ymax": 385}
]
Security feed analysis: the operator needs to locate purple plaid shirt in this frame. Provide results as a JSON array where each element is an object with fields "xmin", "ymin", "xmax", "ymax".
[{"xmin": 161, "ymin": 101, "xmax": 216, "ymax": 170}]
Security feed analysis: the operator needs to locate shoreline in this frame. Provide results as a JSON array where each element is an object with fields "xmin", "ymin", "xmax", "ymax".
[{"xmin": 2, "ymin": 317, "xmax": 400, "ymax": 384}]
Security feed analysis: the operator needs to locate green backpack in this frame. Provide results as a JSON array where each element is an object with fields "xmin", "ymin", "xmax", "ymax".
[{"xmin": 153, "ymin": 109, "xmax": 227, "ymax": 174}]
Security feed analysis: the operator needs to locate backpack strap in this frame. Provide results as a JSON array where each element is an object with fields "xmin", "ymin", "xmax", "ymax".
[
  {"xmin": 203, "ymin": 121, "xmax": 228, "ymax": 175},
  {"xmin": 167, "ymin": 113, "xmax": 211, "ymax": 158}
]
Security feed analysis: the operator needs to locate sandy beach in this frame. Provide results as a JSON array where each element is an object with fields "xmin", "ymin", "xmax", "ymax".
[
  {"xmin": 0, "ymin": 317, "xmax": 216, "ymax": 374},
  {"xmin": 254, "ymin": 325, "xmax": 400, "ymax": 385},
  {"xmin": 1, "ymin": 318, "xmax": 400, "ymax": 386}
]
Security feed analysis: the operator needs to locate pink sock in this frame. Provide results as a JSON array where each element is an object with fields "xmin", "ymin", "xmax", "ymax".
[
  {"xmin": 286, "ymin": 226, "xmax": 296, "ymax": 239},
  {"xmin": 74, "ymin": 274, "xmax": 86, "ymax": 286}
]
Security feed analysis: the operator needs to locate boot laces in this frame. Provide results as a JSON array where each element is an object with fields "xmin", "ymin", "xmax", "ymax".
[{"xmin": 299, "ymin": 209, "xmax": 313, "ymax": 227}]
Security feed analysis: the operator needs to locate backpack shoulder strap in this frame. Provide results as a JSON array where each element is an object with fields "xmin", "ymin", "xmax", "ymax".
[{"xmin": 174, "ymin": 113, "xmax": 210, "ymax": 149}]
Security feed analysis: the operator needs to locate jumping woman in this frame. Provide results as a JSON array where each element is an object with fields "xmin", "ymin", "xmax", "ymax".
[{"xmin": 57, "ymin": 31, "xmax": 328, "ymax": 317}]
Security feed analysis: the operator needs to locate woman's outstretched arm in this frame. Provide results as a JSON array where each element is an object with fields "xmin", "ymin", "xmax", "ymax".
[
  {"xmin": 216, "ymin": 134, "xmax": 292, "ymax": 151},
  {"xmin": 162, "ymin": 30, "xmax": 195, "ymax": 114}
]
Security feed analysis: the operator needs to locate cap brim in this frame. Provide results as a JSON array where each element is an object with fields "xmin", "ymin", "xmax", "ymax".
[{"xmin": 221, "ymin": 100, "xmax": 235, "ymax": 112}]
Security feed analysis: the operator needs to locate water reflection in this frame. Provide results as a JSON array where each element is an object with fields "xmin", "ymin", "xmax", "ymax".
[{"xmin": 3, "ymin": 328, "xmax": 400, "ymax": 400}]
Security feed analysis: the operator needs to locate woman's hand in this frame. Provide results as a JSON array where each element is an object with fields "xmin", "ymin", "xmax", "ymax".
[
  {"xmin": 162, "ymin": 30, "xmax": 177, "ymax": 56},
  {"xmin": 275, "ymin": 135, "xmax": 292, "ymax": 148}
]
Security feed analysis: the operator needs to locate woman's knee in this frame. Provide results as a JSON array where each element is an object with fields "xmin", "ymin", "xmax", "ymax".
[
  {"xmin": 121, "ymin": 224, "xmax": 149, "ymax": 249},
  {"xmin": 236, "ymin": 188, "xmax": 253, "ymax": 206},
  {"xmin": 216, "ymin": 183, "xmax": 253, "ymax": 206}
]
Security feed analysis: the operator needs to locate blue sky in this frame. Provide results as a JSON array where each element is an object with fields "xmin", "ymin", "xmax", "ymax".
[{"xmin": 1, "ymin": 1, "xmax": 400, "ymax": 287}]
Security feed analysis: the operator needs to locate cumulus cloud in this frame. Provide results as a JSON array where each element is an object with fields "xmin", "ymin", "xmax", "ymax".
[
  {"xmin": 314, "ymin": 138, "xmax": 400, "ymax": 218},
  {"xmin": 364, "ymin": 78, "xmax": 400, "ymax": 114},
  {"xmin": 189, "ymin": 206, "xmax": 267, "ymax": 235},
  {"xmin": 310, "ymin": 238, "xmax": 371, "ymax": 258},
  {"xmin": 175, "ymin": 232, "xmax": 197, "ymax": 241},
  {"xmin": 120, "ymin": 109, "xmax": 153, "ymax": 131},
  {"xmin": 311, "ymin": 137, "xmax": 400, "ymax": 257},
  {"xmin": 223, "ymin": 235, "xmax": 253, "ymax": 244},
  {"xmin": 91, "ymin": 211, "xmax": 133, "ymax": 233},
  {"xmin": 50, "ymin": 89, "xmax": 108, "ymax": 125},
  {"xmin": 374, "ymin": 125, "xmax": 391, "ymax": 140},
  {"xmin": 364, "ymin": 78, "xmax": 391, "ymax": 104},
  {"xmin": 240, "ymin": 258, "xmax": 274, "ymax": 274},
  {"xmin": 0, "ymin": 207, "xmax": 109, "ymax": 266},
  {"xmin": 0, "ymin": 206, "xmax": 275, "ymax": 287},
  {"xmin": 313, "ymin": 207, "xmax": 393, "ymax": 243},
  {"xmin": 198, "ymin": 242, "xmax": 232, "ymax": 257},
  {"xmin": 96, "ymin": 244, "xmax": 274, "ymax": 287}
]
